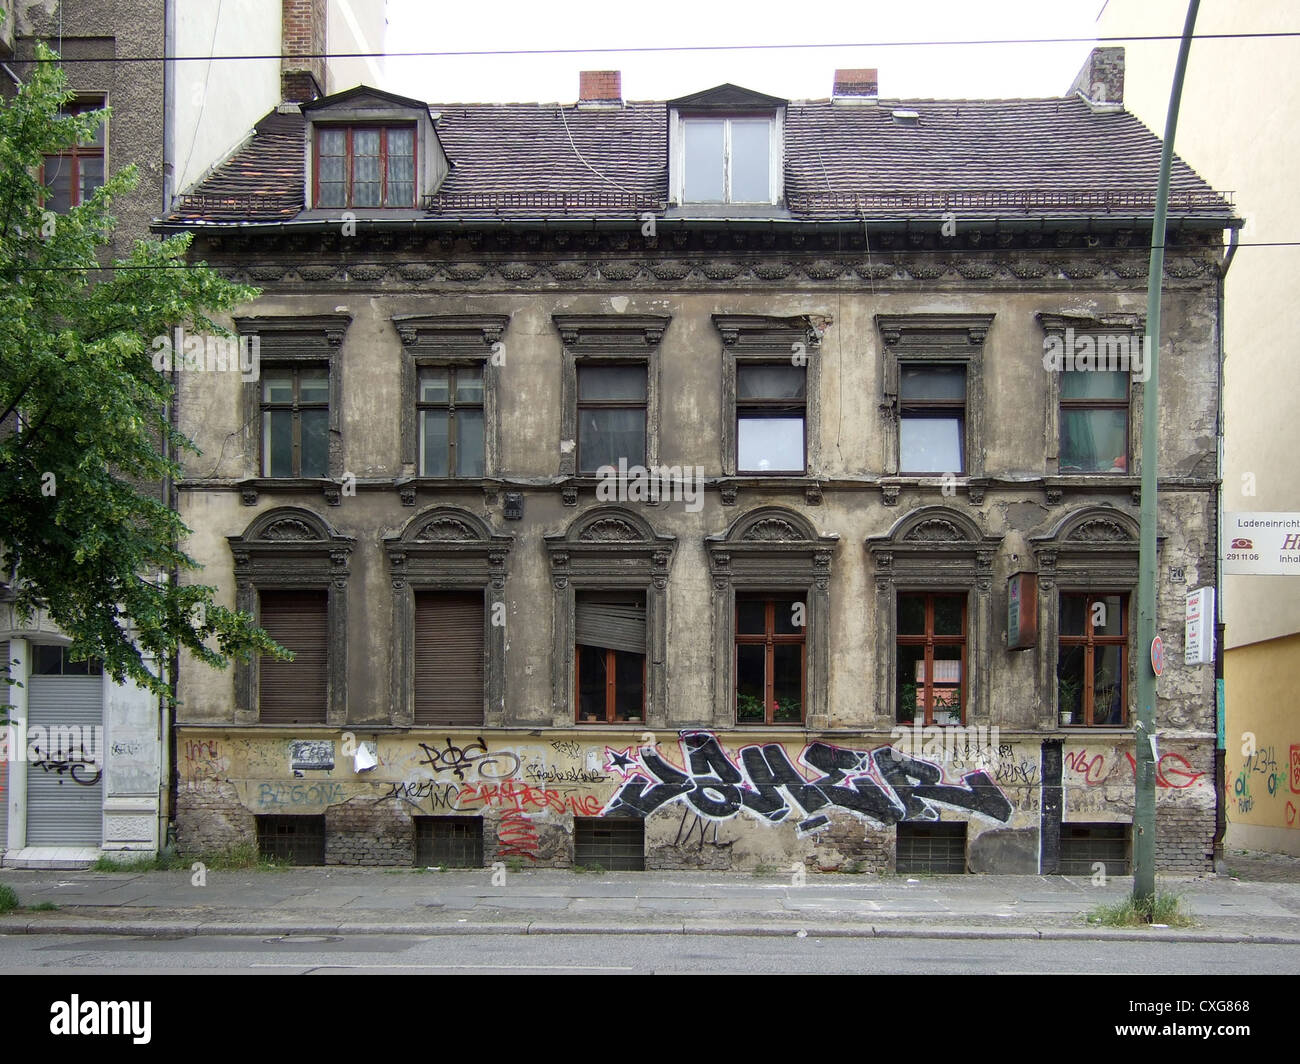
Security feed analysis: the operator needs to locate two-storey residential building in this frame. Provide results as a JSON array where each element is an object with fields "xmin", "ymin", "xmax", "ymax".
[{"xmin": 156, "ymin": 53, "xmax": 1236, "ymax": 873}]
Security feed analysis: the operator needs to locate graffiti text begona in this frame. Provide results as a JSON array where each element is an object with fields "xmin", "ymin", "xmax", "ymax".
[{"xmin": 604, "ymin": 732, "xmax": 1012, "ymax": 833}]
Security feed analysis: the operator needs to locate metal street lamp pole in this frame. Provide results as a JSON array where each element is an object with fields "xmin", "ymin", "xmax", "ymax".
[{"xmin": 1134, "ymin": 0, "xmax": 1200, "ymax": 908}]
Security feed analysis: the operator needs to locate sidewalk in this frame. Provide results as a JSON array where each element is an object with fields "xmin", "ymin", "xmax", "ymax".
[{"xmin": 3, "ymin": 856, "xmax": 1300, "ymax": 942}]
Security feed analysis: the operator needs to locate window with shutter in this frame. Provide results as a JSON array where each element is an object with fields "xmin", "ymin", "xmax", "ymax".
[
  {"xmin": 258, "ymin": 590, "xmax": 329, "ymax": 723},
  {"xmin": 414, "ymin": 591, "xmax": 485, "ymax": 726},
  {"xmin": 575, "ymin": 592, "xmax": 646, "ymax": 724}
]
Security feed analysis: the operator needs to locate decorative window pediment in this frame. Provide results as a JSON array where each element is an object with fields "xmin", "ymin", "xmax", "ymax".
[
  {"xmin": 384, "ymin": 506, "xmax": 513, "ymax": 727},
  {"xmin": 228, "ymin": 507, "xmax": 354, "ymax": 726},
  {"xmin": 544, "ymin": 506, "xmax": 677, "ymax": 727}
]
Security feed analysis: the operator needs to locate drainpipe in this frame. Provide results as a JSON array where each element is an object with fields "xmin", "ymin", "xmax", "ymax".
[
  {"xmin": 162, "ymin": 0, "xmax": 176, "ymax": 212},
  {"xmin": 1210, "ymin": 225, "xmax": 1238, "ymax": 870}
]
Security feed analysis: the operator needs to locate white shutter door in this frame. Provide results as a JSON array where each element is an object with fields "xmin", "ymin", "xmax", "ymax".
[{"xmin": 26, "ymin": 674, "xmax": 103, "ymax": 846}]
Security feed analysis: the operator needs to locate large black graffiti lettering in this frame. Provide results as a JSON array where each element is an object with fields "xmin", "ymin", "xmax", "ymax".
[
  {"xmin": 29, "ymin": 745, "xmax": 102, "ymax": 786},
  {"xmin": 417, "ymin": 737, "xmax": 520, "ymax": 781},
  {"xmin": 603, "ymin": 732, "xmax": 1012, "ymax": 833}
]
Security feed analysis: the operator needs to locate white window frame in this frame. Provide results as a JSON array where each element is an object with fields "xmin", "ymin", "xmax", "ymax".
[{"xmin": 671, "ymin": 111, "xmax": 783, "ymax": 205}]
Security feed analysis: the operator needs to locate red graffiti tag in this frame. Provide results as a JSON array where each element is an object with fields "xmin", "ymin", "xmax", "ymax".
[
  {"xmin": 1122, "ymin": 751, "xmax": 1206, "ymax": 789},
  {"xmin": 1289, "ymin": 746, "xmax": 1300, "ymax": 794},
  {"xmin": 456, "ymin": 778, "xmax": 601, "ymax": 817},
  {"xmin": 496, "ymin": 809, "xmax": 539, "ymax": 860},
  {"xmin": 1286, "ymin": 801, "xmax": 1297, "ymax": 827},
  {"xmin": 1064, "ymin": 748, "xmax": 1110, "ymax": 785}
]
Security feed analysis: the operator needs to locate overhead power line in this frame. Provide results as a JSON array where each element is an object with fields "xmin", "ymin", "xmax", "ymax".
[{"xmin": 17, "ymin": 30, "xmax": 1300, "ymax": 65}]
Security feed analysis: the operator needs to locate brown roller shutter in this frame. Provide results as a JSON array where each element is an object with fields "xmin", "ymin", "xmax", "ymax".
[
  {"xmin": 414, "ymin": 591, "xmax": 484, "ymax": 726},
  {"xmin": 259, "ymin": 590, "xmax": 328, "ymax": 723}
]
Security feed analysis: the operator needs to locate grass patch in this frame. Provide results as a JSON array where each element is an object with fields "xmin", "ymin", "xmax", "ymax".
[
  {"xmin": 506, "ymin": 857, "xmax": 525, "ymax": 874},
  {"xmin": 1087, "ymin": 891, "xmax": 1195, "ymax": 928},
  {"xmin": 27, "ymin": 901, "xmax": 58, "ymax": 912},
  {"xmin": 93, "ymin": 842, "xmax": 285, "ymax": 873},
  {"xmin": 571, "ymin": 863, "xmax": 606, "ymax": 875},
  {"xmin": 0, "ymin": 883, "xmax": 17, "ymax": 913}
]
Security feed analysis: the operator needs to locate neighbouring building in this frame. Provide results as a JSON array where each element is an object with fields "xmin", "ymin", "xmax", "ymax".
[
  {"xmin": 1098, "ymin": 0, "xmax": 1300, "ymax": 857},
  {"xmin": 1, "ymin": 0, "xmax": 167, "ymax": 866},
  {"xmin": 155, "ymin": 49, "xmax": 1236, "ymax": 874}
]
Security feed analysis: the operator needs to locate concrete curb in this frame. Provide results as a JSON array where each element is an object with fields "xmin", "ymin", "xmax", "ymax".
[{"xmin": 3, "ymin": 915, "xmax": 1298, "ymax": 945}]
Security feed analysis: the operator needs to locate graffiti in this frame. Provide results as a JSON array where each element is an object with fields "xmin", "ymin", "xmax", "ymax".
[
  {"xmin": 256, "ymin": 781, "xmax": 344, "ymax": 808},
  {"xmin": 1234, "ymin": 771, "xmax": 1254, "ymax": 814},
  {"xmin": 1287, "ymin": 801, "xmax": 1296, "ymax": 827},
  {"xmin": 496, "ymin": 810, "xmax": 539, "ymax": 860},
  {"xmin": 110, "ymin": 740, "xmax": 144, "ymax": 757},
  {"xmin": 1290, "ymin": 746, "xmax": 1300, "ymax": 794},
  {"xmin": 675, "ymin": 810, "xmax": 725, "ymax": 851},
  {"xmin": 417, "ymin": 737, "xmax": 520, "ymax": 781},
  {"xmin": 183, "ymin": 738, "xmax": 227, "ymax": 781},
  {"xmin": 290, "ymin": 739, "xmax": 334, "ymax": 771},
  {"xmin": 376, "ymin": 780, "xmax": 459, "ymax": 810},
  {"xmin": 550, "ymin": 739, "xmax": 582, "ymax": 759},
  {"xmin": 602, "ymin": 732, "xmax": 1012, "ymax": 834},
  {"xmin": 993, "ymin": 758, "xmax": 1039, "ymax": 787},
  {"xmin": 1067, "ymin": 747, "xmax": 1206, "ymax": 790},
  {"xmin": 29, "ymin": 743, "xmax": 102, "ymax": 786},
  {"xmin": 522, "ymin": 761, "xmax": 607, "ymax": 785},
  {"xmin": 456, "ymin": 778, "xmax": 602, "ymax": 817}
]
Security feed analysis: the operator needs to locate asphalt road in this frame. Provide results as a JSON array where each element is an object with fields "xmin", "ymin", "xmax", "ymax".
[{"xmin": 1, "ymin": 932, "xmax": 1296, "ymax": 975}]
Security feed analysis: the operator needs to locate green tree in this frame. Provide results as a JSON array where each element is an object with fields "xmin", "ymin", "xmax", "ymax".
[{"xmin": 0, "ymin": 42, "xmax": 283, "ymax": 700}]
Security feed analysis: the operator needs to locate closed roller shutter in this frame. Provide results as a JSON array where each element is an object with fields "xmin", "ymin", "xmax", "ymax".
[
  {"xmin": 0, "ymin": 641, "xmax": 7, "ymax": 852},
  {"xmin": 259, "ymin": 590, "xmax": 328, "ymax": 724},
  {"xmin": 414, "ymin": 591, "xmax": 484, "ymax": 727},
  {"xmin": 26, "ymin": 673, "xmax": 103, "ymax": 846},
  {"xmin": 575, "ymin": 596, "xmax": 646, "ymax": 655}
]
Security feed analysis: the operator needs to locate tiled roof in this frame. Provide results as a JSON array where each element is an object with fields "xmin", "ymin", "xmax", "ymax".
[{"xmin": 165, "ymin": 93, "xmax": 1233, "ymax": 226}]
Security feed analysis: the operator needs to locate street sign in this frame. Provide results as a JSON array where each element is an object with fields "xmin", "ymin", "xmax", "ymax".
[
  {"xmin": 1150, "ymin": 635, "xmax": 1164, "ymax": 676},
  {"xmin": 1185, "ymin": 586, "xmax": 1214, "ymax": 665}
]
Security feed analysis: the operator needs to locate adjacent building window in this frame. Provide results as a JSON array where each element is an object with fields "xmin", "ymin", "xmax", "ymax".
[
  {"xmin": 682, "ymin": 116, "xmax": 773, "ymax": 203},
  {"xmin": 418, "ymin": 365, "xmax": 485, "ymax": 477},
  {"xmin": 315, "ymin": 125, "xmax": 416, "ymax": 208},
  {"xmin": 261, "ymin": 366, "xmax": 329, "ymax": 477},
  {"xmin": 899, "ymin": 365, "xmax": 966, "ymax": 474},
  {"xmin": 257, "ymin": 589, "xmax": 329, "ymax": 724},
  {"xmin": 43, "ymin": 98, "xmax": 105, "ymax": 210},
  {"xmin": 577, "ymin": 365, "xmax": 647, "ymax": 473},
  {"xmin": 31, "ymin": 645, "xmax": 102, "ymax": 675},
  {"xmin": 736, "ymin": 364, "xmax": 806, "ymax": 473},
  {"xmin": 896, "ymin": 592, "xmax": 966, "ymax": 725},
  {"xmin": 1059, "ymin": 370, "xmax": 1129, "ymax": 473},
  {"xmin": 1058, "ymin": 593, "xmax": 1127, "ymax": 727},
  {"xmin": 735, "ymin": 595, "xmax": 805, "ymax": 724},
  {"xmin": 575, "ymin": 592, "xmax": 647, "ymax": 723},
  {"xmin": 414, "ymin": 590, "xmax": 485, "ymax": 726}
]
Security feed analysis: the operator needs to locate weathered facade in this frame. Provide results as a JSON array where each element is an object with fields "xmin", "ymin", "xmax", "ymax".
[{"xmin": 158, "ymin": 53, "xmax": 1235, "ymax": 873}]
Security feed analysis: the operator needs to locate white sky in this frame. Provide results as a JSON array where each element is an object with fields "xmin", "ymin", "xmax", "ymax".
[{"xmin": 383, "ymin": 0, "xmax": 1110, "ymax": 104}]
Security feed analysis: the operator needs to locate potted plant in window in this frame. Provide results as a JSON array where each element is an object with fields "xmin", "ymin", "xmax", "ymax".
[
  {"xmin": 736, "ymin": 693, "xmax": 764, "ymax": 722},
  {"xmin": 1057, "ymin": 675, "xmax": 1081, "ymax": 726},
  {"xmin": 898, "ymin": 681, "xmax": 918, "ymax": 725}
]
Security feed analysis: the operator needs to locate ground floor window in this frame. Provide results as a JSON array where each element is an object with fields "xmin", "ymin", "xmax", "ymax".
[
  {"xmin": 1058, "ymin": 823, "xmax": 1130, "ymax": 875},
  {"xmin": 896, "ymin": 822, "xmax": 967, "ymax": 874},
  {"xmin": 574, "ymin": 817, "xmax": 644, "ymax": 870},
  {"xmin": 256, "ymin": 815, "xmax": 326, "ymax": 865},
  {"xmin": 415, "ymin": 816, "xmax": 484, "ymax": 867}
]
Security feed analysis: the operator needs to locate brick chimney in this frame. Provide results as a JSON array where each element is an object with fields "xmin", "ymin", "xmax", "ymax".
[
  {"xmin": 282, "ymin": 0, "xmax": 326, "ymax": 104},
  {"xmin": 578, "ymin": 70, "xmax": 622, "ymax": 107},
  {"xmin": 1069, "ymin": 47, "xmax": 1124, "ymax": 110},
  {"xmin": 832, "ymin": 68, "xmax": 878, "ymax": 102}
]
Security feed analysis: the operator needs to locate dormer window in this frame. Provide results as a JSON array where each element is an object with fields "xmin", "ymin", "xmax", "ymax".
[
  {"xmin": 301, "ymin": 85, "xmax": 450, "ymax": 213},
  {"xmin": 315, "ymin": 126, "xmax": 415, "ymax": 208},
  {"xmin": 669, "ymin": 84, "xmax": 785, "ymax": 206}
]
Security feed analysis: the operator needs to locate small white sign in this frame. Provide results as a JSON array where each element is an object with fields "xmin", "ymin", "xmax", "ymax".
[
  {"xmin": 1223, "ymin": 512, "xmax": 1300, "ymax": 575},
  {"xmin": 1185, "ymin": 586, "xmax": 1214, "ymax": 666}
]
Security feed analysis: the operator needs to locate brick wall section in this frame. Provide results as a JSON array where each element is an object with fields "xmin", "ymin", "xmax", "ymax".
[
  {"xmin": 325, "ymin": 799, "xmax": 415, "ymax": 865},
  {"xmin": 578, "ymin": 70, "xmax": 621, "ymax": 102},
  {"xmin": 175, "ymin": 782, "xmax": 255, "ymax": 854},
  {"xmin": 281, "ymin": 0, "xmax": 325, "ymax": 103},
  {"xmin": 833, "ymin": 68, "xmax": 879, "ymax": 97},
  {"xmin": 1155, "ymin": 804, "xmax": 1216, "ymax": 872},
  {"xmin": 483, "ymin": 809, "xmax": 572, "ymax": 868}
]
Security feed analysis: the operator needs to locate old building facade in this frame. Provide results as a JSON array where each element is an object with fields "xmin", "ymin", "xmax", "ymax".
[{"xmin": 158, "ymin": 53, "xmax": 1235, "ymax": 873}]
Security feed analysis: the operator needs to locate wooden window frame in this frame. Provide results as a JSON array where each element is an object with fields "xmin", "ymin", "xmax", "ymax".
[
  {"xmin": 313, "ymin": 124, "xmax": 417, "ymax": 209},
  {"xmin": 1058, "ymin": 592, "xmax": 1129, "ymax": 728},
  {"xmin": 735, "ymin": 363, "xmax": 807, "ymax": 475},
  {"xmin": 575, "ymin": 644, "xmax": 648, "ymax": 725},
  {"xmin": 898, "ymin": 364, "xmax": 967, "ymax": 476},
  {"xmin": 417, "ymin": 363, "xmax": 484, "ymax": 478},
  {"xmin": 1059, "ymin": 372, "xmax": 1131, "ymax": 475},
  {"xmin": 734, "ymin": 595, "xmax": 806, "ymax": 726},
  {"xmin": 41, "ymin": 96, "xmax": 106, "ymax": 210},
  {"xmin": 575, "ymin": 363, "xmax": 648, "ymax": 474},
  {"xmin": 260, "ymin": 363, "xmax": 329, "ymax": 478},
  {"xmin": 895, "ymin": 592, "xmax": 967, "ymax": 726}
]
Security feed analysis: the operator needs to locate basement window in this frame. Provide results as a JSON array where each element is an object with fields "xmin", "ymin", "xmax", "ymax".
[
  {"xmin": 896, "ymin": 822, "xmax": 966, "ymax": 873},
  {"xmin": 256, "ymin": 815, "xmax": 326, "ymax": 865},
  {"xmin": 574, "ymin": 817, "xmax": 645, "ymax": 870},
  {"xmin": 415, "ymin": 816, "xmax": 484, "ymax": 868},
  {"xmin": 1058, "ymin": 823, "xmax": 1130, "ymax": 875}
]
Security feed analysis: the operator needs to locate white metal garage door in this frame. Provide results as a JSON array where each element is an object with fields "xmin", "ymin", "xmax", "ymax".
[{"xmin": 26, "ymin": 673, "xmax": 103, "ymax": 846}]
